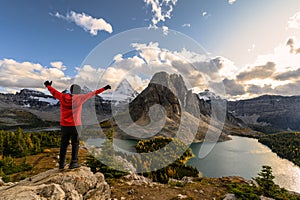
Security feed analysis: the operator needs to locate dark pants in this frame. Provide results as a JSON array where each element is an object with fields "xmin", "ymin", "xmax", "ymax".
[{"xmin": 59, "ymin": 126, "xmax": 80, "ymax": 166}]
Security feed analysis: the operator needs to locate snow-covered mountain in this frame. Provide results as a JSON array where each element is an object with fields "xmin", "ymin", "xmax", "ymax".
[
  {"xmin": 198, "ymin": 89, "xmax": 222, "ymax": 101},
  {"xmin": 0, "ymin": 89, "xmax": 59, "ymax": 109},
  {"xmin": 99, "ymin": 79, "xmax": 138, "ymax": 103}
]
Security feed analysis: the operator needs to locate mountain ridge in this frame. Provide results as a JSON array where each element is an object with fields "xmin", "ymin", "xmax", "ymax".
[{"xmin": 228, "ymin": 94, "xmax": 300, "ymax": 133}]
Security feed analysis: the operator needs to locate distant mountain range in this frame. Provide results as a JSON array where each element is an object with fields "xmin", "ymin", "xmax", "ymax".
[
  {"xmin": 0, "ymin": 80, "xmax": 138, "ymax": 129},
  {"xmin": 1, "ymin": 72, "xmax": 299, "ymax": 137},
  {"xmin": 228, "ymin": 95, "xmax": 300, "ymax": 133}
]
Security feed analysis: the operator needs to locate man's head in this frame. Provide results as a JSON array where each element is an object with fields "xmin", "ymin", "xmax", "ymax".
[{"xmin": 70, "ymin": 84, "xmax": 81, "ymax": 94}]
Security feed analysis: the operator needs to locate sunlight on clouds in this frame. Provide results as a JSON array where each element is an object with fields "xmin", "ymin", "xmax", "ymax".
[
  {"xmin": 52, "ymin": 11, "xmax": 113, "ymax": 36},
  {"xmin": 132, "ymin": 42, "xmax": 161, "ymax": 64},
  {"xmin": 101, "ymin": 67, "xmax": 128, "ymax": 87},
  {"xmin": 75, "ymin": 38, "xmax": 300, "ymax": 99},
  {"xmin": 102, "ymin": 42, "xmax": 224, "ymax": 93},
  {"xmin": 214, "ymin": 56, "xmax": 238, "ymax": 80},
  {"xmin": 253, "ymin": 39, "xmax": 300, "ymax": 73},
  {"xmin": 113, "ymin": 54, "xmax": 123, "ymax": 62},
  {"xmin": 0, "ymin": 58, "xmax": 70, "ymax": 91},
  {"xmin": 288, "ymin": 12, "xmax": 300, "ymax": 29},
  {"xmin": 245, "ymin": 78, "xmax": 291, "ymax": 89},
  {"xmin": 231, "ymin": 37, "xmax": 300, "ymax": 98},
  {"xmin": 50, "ymin": 61, "xmax": 67, "ymax": 70},
  {"xmin": 75, "ymin": 65, "xmax": 104, "ymax": 88}
]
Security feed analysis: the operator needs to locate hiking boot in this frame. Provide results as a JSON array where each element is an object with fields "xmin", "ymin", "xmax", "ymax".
[
  {"xmin": 59, "ymin": 163, "xmax": 66, "ymax": 170},
  {"xmin": 69, "ymin": 162, "xmax": 81, "ymax": 169}
]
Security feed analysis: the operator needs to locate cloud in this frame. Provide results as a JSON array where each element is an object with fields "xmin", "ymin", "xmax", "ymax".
[
  {"xmin": 237, "ymin": 62, "xmax": 276, "ymax": 81},
  {"xmin": 76, "ymin": 42, "xmax": 218, "ymax": 93},
  {"xmin": 288, "ymin": 12, "xmax": 300, "ymax": 29},
  {"xmin": 247, "ymin": 44, "xmax": 256, "ymax": 52},
  {"xmin": 53, "ymin": 11, "xmax": 113, "ymax": 36},
  {"xmin": 247, "ymin": 85, "xmax": 267, "ymax": 95},
  {"xmin": 182, "ymin": 23, "xmax": 191, "ymax": 28},
  {"xmin": 249, "ymin": 38, "xmax": 300, "ymax": 80},
  {"xmin": 286, "ymin": 38, "xmax": 300, "ymax": 54},
  {"xmin": 0, "ymin": 59, "xmax": 70, "ymax": 91},
  {"xmin": 274, "ymin": 68, "xmax": 300, "ymax": 81},
  {"xmin": 144, "ymin": 0, "xmax": 178, "ymax": 27},
  {"xmin": 245, "ymin": 81, "xmax": 300, "ymax": 97},
  {"xmin": 50, "ymin": 61, "xmax": 67, "ymax": 70},
  {"xmin": 228, "ymin": 0, "xmax": 236, "ymax": 5},
  {"xmin": 222, "ymin": 78, "xmax": 245, "ymax": 96},
  {"xmin": 74, "ymin": 65, "xmax": 104, "ymax": 89},
  {"xmin": 211, "ymin": 56, "xmax": 238, "ymax": 79},
  {"xmin": 162, "ymin": 25, "xmax": 169, "ymax": 35},
  {"xmin": 274, "ymin": 80, "xmax": 300, "ymax": 96}
]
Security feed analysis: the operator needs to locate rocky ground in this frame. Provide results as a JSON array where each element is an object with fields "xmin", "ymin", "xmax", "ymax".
[
  {"xmin": 0, "ymin": 165, "xmax": 249, "ymax": 200},
  {"xmin": 0, "ymin": 146, "xmax": 249, "ymax": 200},
  {"xmin": 1, "ymin": 147, "xmax": 299, "ymax": 200},
  {"xmin": 109, "ymin": 174, "xmax": 248, "ymax": 200}
]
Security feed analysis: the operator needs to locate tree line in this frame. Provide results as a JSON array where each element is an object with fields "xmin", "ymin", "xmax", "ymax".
[
  {"xmin": 258, "ymin": 132, "xmax": 300, "ymax": 167},
  {"xmin": 0, "ymin": 128, "xmax": 61, "ymax": 181},
  {"xmin": 0, "ymin": 128, "xmax": 61, "ymax": 158}
]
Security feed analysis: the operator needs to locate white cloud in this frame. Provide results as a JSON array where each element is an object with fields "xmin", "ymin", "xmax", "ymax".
[
  {"xmin": 50, "ymin": 61, "xmax": 67, "ymax": 70},
  {"xmin": 162, "ymin": 25, "xmax": 169, "ymax": 35},
  {"xmin": 247, "ymin": 44, "xmax": 256, "ymax": 52},
  {"xmin": 226, "ymin": 37, "xmax": 300, "ymax": 98},
  {"xmin": 74, "ymin": 65, "xmax": 104, "ymax": 89},
  {"xmin": 53, "ymin": 11, "xmax": 113, "ymax": 36},
  {"xmin": 131, "ymin": 42, "xmax": 161, "ymax": 64},
  {"xmin": 95, "ymin": 42, "xmax": 228, "ymax": 93},
  {"xmin": 202, "ymin": 11, "xmax": 207, "ymax": 17},
  {"xmin": 252, "ymin": 38, "xmax": 300, "ymax": 72},
  {"xmin": 228, "ymin": 0, "xmax": 236, "ymax": 5},
  {"xmin": 0, "ymin": 58, "xmax": 70, "ymax": 91},
  {"xmin": 288, "ymin": 12, "xmax": 300, "ymax": 29},
  {"xmin": 144, "ymin": 0, "xmax": 178, "ymax": 27},
  {"xmin": 113, "ymin": 54, "xmax": 123, "ymax": 62},
  {"xmin": 182, "ymin": 23, "xmax": 191, "ymax": 28}
]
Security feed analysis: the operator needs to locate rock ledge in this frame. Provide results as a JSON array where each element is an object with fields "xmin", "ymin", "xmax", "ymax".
[{"xmin": 0, "ymin": 166, "xmax": 110, "ymax": 200}]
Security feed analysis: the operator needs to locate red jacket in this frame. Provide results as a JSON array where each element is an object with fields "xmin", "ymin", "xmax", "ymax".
[{"xmin": 47, "ymin": 85, "xmax": 105, "ymax": 126}]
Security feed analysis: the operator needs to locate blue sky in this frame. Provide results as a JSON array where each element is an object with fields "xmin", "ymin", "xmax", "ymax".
[{"xmin": 0, "ymin": 0, "xmax": 300, "ymax": 99}]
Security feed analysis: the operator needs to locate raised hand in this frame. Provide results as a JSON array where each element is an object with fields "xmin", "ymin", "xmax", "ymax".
[
  {"xmin": 104, "ymin": 85, "xmax": 111, "ymax": 90},
  {"xmin": 44, "ymin": 80, "xmax": 52, "ymax": 87}
]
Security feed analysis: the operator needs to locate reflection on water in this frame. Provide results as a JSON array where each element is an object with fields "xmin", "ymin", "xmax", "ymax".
[{"xmin": 188, "ymin": 136, "xmax": 300, "ymax": 193}]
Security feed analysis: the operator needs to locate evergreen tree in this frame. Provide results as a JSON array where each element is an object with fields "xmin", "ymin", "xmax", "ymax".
[{"xmin": 253, "ymin": 165, "xmax": 276, "ymax": 196}]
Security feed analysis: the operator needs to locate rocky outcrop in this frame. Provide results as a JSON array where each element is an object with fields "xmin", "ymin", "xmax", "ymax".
[
  {"xmin": 228, "ymin": 95, "xmax": 300, "ymax": 132},
  {"xmin": 126, "ymin": 72, "xmax": 249, "ymax": 141},
  {"xmin": 0, "ymin": 167, "xmax": 110, "ymax": 200},
  {"xmin": 129, "ymin": 72, "xmax": 201, "ymax": 122}
]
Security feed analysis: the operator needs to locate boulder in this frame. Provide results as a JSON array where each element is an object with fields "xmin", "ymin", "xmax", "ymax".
[{"xmin": 0, "ymin": 166, "xmax": 110, "ymax": 200}]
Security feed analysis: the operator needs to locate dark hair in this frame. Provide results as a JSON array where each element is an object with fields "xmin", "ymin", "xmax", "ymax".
[{"xmin": 70, "ymin": 84, "xmax": 81, "ymax": 94}]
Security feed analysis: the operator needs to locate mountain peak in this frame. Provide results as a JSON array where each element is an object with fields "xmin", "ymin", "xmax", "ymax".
[
  {"xmin": 99, "ymin": 79, "xmax": 138, "ymax": 102},
  {"xmin": 115, "ymin": 79, "xmax": 138, "ymax": 97},
  {"xmin": 18, "ymin": 89, "xmax": 45, "ymax": 97},
  {"xmin": 198, "ymin": 89, "xmax": 221, "ymax": 101}
]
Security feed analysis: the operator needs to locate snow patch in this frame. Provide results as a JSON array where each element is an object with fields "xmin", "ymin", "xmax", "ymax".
[{"xmin": 30, "ymin": 96, "xmax": 58, "ymax": 105}]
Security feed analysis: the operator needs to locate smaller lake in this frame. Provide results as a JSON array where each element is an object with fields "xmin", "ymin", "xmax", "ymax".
[{"xmin": 188, "ymin": 136, "xmax": 300, "ymax": 193}]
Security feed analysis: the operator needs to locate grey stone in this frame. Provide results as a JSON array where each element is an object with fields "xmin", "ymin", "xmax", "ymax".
[{"xmin": 0, "ymin": 166, "xmax": 110, "ymax": 200}]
